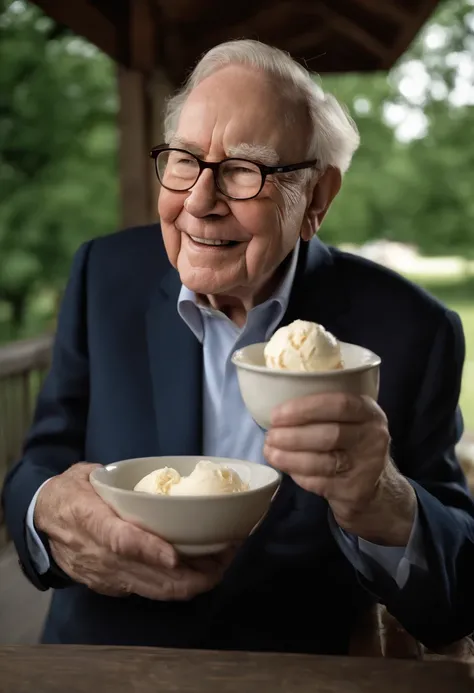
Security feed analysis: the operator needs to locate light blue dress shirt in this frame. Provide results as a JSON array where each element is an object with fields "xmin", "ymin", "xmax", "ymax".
[{"xmin": 27, "ymin": 240, "xmax": 426, "ymax": 587}]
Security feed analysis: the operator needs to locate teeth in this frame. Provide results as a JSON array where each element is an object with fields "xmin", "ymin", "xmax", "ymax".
[{"xmin": 190, "ymin": 236, "xmax": 232, "ymax": 246}]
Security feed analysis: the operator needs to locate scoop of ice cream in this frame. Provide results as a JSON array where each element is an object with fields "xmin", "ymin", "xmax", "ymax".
[
  {"xmin": 133, "ymin": 460, "xmax": 248, "ymax": 496},
  {"xmin": 169, "ymin": 460, "xmax": 248, "ymax": 496},
  {"xmin": 134, "ymin": 466, "xmax": 181, "ymax": 494},
  {"xmin": 264, "ymin": 319, "xmax": 343, "ymax": 372}
]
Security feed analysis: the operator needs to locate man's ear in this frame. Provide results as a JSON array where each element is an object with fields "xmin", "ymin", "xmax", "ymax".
[{"xmin": 301, "ymin": 167, "xmax": 342, "ymax": 242}]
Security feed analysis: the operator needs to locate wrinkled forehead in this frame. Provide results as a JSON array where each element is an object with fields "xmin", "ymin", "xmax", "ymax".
[{"xmin": 172, "ymin": 66, "xmax": 311, "ymax": 163}]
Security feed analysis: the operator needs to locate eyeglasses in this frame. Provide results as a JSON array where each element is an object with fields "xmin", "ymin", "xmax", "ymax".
[{"xmin": 150, "ymin": 145, "xmax": 318, "ymax": 201}]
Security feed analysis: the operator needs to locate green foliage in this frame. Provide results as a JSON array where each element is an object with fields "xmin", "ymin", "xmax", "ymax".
[
  {"xmin": 321, "ymin": 0, "xmax": 474, "ymax": 256},
  {"xmin": 0, "ymin": 0, "xmax": 118, "ymax": 334}
]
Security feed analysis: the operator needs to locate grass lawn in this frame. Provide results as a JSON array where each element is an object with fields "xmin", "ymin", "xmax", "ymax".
[{"xmin": 407, "ymin": 275, "xmax": 474, "ymax": 433}]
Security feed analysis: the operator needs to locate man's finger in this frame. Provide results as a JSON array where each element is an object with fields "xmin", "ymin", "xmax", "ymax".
[
  {"xmin": 73, "ymin": 461, "xmax": 103, "ymax": 481},
  {"xmin": 105, "ymin": 517, "xmax": 178, "ymax": 569},
  {"xmin": 291, "ymin": 473, "xmax": 332, "ymax": 498},
  {"xmin": 264, "ymin": 445, "xmax": 347, "ymax": 478},
  {"xmin": 80, "ymin": 495, "xmax": 177, "ymax": 569},
  {"xmin": 266, "ymin": 422, "xmax": 359, "ymax": 452},
  {"xmin": 159, "ymin": 564, "xmax": 224, "ymax": 600},
  {"xmin": 76, "ymin": 475, "xmax": 178, "ymax": 569},
  {"xmin": 271, "ymin": 392, "xmax": 380, "ymax": 427}
]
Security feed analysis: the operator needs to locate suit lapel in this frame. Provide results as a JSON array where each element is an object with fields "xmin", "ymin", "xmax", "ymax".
[
  {"xmin": 146, "ymin": 267, "xmax": 203, "ymax": 455},
  {"xmin": 282, "ymin": 237, "xmax": 350, "ymax": 330}
]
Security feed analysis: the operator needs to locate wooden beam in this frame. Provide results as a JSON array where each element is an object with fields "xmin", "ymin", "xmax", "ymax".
[
  {"xmin": 382, "ymin": 0, "xmax": 441, "ymax": 69},
  {"xmin": 282, "ymin": 27, "xmax": 331, "ymax": 58},
  {"xmin": 167, "ymin": 0, "xmax": 276, "ymax": 43},
  {"xmin": 351, "ymin": 0, "xmax": 411, "ymax": 25},
  {"xmin": 230, "ymin": 1, "xmax": 306, "ymax": 42},
  {"xmin": 314, "ymin": 1, "xmax": 392, "ymax": 62},
  {"xmin": 189, "ymin": 1, "xmax": 327, "ymax": 61},
  {"xmin": 128, "ymin": 0, "xmax": 157, "ymax": 73},
  {"xmin": 188, "ymin": 0, "xmax": 393, "ymax": 70},
  {"xmin": 155, "ymin": 0, "xmax": 215, "ymax": 22},
  {"xmin": 29, "ymin": 0, "xmax": 119, "ymax": 61}
]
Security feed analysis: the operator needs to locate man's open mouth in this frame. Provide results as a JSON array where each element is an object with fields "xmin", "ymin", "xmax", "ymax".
[{"xmin": 189, "ymin": 235, "xmax": 240, "ymax": 247}]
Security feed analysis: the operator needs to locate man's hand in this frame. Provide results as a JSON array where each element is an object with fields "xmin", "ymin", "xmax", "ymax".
[
  {"xmin": 264, "ymin": 393, "xmax": 416, "ymax": 546},
  {"xmin": 34, "ymin": 463, "xmax": 233, "ymax": 599}
]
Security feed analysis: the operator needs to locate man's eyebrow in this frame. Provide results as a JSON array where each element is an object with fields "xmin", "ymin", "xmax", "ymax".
[
  {"xmin": 169, "ymin": 137, "xmax": 279, "ymax": 166},
  {"xmin": 227, "ymin": 143, "xmax": 279, "ymax": 166},
  {"xmin": 168, "ymin": 136, "xmax": 206, "ymax": 157}
]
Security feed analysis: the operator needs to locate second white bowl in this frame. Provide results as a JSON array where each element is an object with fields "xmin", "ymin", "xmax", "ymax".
[
  {"xmin": 90, "ymin": 456, "xmax": 281, "ymax": 556},
  {"xmin": 232, "ymin": 341, "xmax": 381, "ymax": 430}
]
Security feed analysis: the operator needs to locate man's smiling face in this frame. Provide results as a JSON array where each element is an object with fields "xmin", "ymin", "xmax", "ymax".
[{"xmin": 158, "ymin": 65, "xmax": 314, "ymax": 305}]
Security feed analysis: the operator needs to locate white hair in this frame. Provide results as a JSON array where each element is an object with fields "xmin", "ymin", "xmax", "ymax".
[{"xmin": 164, "ymin": 39, "xmax": 360, "ymax": 174}]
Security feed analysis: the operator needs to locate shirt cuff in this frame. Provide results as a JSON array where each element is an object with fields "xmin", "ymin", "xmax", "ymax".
[
  {"xmin": 329, "ymin": 504, "xmax": 427, "ymax": 589},
  {"xmin": 26, "ymin": 479, "xmax": 52, "ymax": 575}
]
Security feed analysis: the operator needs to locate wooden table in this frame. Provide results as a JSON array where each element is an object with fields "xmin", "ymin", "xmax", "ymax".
[{"xmin": 1, "ymin": 646, "xmax": 474, "ymax": 693}]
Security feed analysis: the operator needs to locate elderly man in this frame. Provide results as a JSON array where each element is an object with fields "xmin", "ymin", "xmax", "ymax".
[{"xmin": 3, "ymin": 40, "xmax": 474, "ymax": 653}]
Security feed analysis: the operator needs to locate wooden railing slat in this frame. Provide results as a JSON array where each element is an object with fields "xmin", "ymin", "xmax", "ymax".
[
  {"xmin": 0, "ymin": 335, "xmax": 53, "ymax": 379},
  {"xmin": 0, "ymin": 335, "xmax": 53, "ymax": 549}
]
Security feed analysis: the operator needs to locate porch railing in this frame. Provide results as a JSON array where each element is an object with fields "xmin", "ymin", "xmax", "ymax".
[{"xmin": 0, "ymin": 335, "xmax": 53, "ymax": 549}]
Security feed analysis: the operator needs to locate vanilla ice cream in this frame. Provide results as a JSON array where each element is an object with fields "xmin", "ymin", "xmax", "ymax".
[
  {"xmin": 133, "ymin": 466, "xmax": 181, "ymax": 495},
  {"xmin": 264, "ymin": 319, "xmax": 343, "ymax": 372},
  {"xmin": 134, "ymin": 460, "xmax": 248, "ymax": 496}
]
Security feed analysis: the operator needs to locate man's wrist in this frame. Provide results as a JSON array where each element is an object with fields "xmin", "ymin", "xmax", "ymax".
[
  {"xmin": 332, "ymin": 465, "xmax": 417, "ymax": 546},
  {"xmin": 33, "ymin": 476, "xmax": 56, "ymax": 535}
]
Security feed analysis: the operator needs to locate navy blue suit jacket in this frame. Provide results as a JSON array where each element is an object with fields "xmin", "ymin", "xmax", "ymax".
[{"xmin": 3, "ymin": 225, "xmax": 474, "ymax": 652}]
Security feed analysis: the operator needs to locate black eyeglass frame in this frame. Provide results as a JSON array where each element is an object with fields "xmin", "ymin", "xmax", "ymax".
[{"xmin": 149, "ymin": 144, "xmax": 318, "ymax": 200}]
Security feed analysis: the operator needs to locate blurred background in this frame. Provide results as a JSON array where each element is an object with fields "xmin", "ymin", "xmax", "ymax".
[{"xmin": 0, "ymin": 0, "xmax": 473, "ymax": 643}]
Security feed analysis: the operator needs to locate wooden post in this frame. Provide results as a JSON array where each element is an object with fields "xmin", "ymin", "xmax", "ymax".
[
  {"xmin": 117, "ymin": 67, "xmax": 173, "ymax": 228},
  {"xmin": 117, "ymin": 66, "xmax": 151, "ymax": 228},
  {"xmin": 149, "ymin": 69, "xmax": 174, "ymax": 220},
  {"xmin": 117, "ymin": 0, "xmax": 175, "ymax": 229}
]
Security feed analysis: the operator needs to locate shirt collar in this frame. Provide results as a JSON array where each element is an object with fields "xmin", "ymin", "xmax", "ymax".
[{"xmin": 178, "ymin": 238, "xmax": 300, "ymax": 342}]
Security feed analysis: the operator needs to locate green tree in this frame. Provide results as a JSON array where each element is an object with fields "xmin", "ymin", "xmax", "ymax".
[
  {"xmin": 321, "ymin": 0, "xmax": 474, "ymax": 256},
  {"xmin": 0, "ymin": 0, "xmax": 118, "ymax": 336}
]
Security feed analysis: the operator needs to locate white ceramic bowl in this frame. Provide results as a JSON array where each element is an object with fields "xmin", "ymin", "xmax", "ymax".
[
  {"xmin": 90, "ymin": 456, "xmax": 281, "ymax": 556},
  {"xmin": 232, "ymin": 341, "xmax": 381, "ymax": 430}
]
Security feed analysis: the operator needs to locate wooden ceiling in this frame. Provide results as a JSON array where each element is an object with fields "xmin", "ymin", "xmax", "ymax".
[{"xmin": 31, "ymin": 0, "xmax": 441, "ymax": 85}]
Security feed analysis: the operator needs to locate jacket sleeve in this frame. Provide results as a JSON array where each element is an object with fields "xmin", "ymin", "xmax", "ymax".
[
  {"xmin": 1, "ymin": 241, "xmax": 93, "ymax": 590},
  {"xmin": 358, "ymin": 308, "xmax": 474, "ymax": 648}
]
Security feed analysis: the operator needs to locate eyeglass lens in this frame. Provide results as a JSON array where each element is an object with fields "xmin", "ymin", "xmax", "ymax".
[{"xmin": 156, "ymin": 150, "xmax": 263, "ymax": 200}]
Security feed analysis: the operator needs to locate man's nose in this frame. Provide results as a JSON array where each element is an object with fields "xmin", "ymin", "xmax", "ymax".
[{"xmin": 184, "ymin": 169, "xmax": 226, "ymax": 218}]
